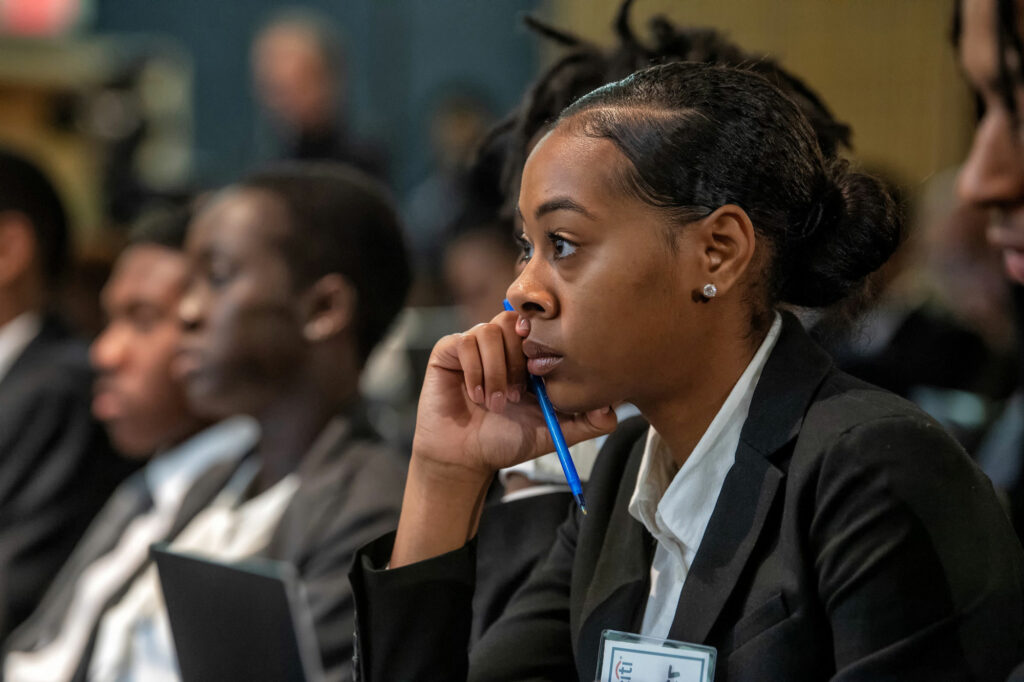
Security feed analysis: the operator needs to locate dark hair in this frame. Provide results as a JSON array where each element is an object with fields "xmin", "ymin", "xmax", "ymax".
[
  {"xmin": 557, "ymin": 62, "xmax": 900, "ymax": 315},
  {"xmin": 488, "ymin": 0, "xmax": 851, "ymax": 215},
  {"xmin": 0, "ymin": 148, "xmax": 70, "ymax": 288},
  {"xmin": 127, "ymin": 203, "xmax": 193, "ymax": 250},
  {"xmin": 239, "ymin": 163, "xmax": 411, "ymax": 362}
]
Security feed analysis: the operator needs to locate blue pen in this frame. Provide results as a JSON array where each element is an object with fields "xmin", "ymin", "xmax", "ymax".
[{"xmin": 503, "ymin": 299, "xmax": 588, "ymax": 515}]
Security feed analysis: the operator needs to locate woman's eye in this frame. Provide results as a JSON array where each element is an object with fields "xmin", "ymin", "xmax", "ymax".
[
  {"xmin": 550, "ymin": 235, "xmax": 578, "ymax": 259},
  {"xmin": 516, "ymin": 235, "xmax": 533, "ymax": 263}
]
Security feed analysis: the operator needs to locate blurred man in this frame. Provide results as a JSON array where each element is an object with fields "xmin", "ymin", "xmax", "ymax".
[
  {"xmin": 82, "ymin": 163, "xmax": 409, "ymax": 682},
  {"xmin": 252, "ymin": 11, "xmax": 385, "ymax": 179},
  {"xmin": 0, "ymin": 148, "xmax": 134, "ymax": 639},
  {"xmin": 3, "ymin": 207, "xmax": 258, "ymax": 682}
]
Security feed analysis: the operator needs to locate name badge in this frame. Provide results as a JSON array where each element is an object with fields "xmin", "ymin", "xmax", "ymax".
[{"xmin": 597, "ymin": 630, "xmax": 716, "ymax": 682}]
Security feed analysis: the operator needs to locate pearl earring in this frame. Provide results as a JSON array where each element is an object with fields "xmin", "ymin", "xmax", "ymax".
[{"xmin": 702, "ymin": 283, "xmax": 718, "ymax": 299}]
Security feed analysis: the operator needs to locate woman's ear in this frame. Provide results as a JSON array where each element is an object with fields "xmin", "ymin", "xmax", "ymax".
[
  {"xmin": 690, "ymin": 204, "xmax": 756, "ymax": 299},
  {"xmin": 302, "ymin": 273, "xmax": 357, "ymax": 343}
]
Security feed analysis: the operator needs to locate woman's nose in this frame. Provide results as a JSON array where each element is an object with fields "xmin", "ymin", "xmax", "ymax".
[
  {"xmin": 958, "ymin": 110, "xmax": 1024, "ymax": 210},
  {"xmin": 505, "ymin": 260, "xmax": 558, "ymax": 320}
]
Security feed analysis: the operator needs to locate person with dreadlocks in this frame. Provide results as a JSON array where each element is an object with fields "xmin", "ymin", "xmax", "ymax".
[
  {"xmin": 484, "ymin": 0, "xmax": 853, "ymax": 220},
  {"xmin": 345, "ymin": 16, "xmax": 1024, "ymax": 682}
]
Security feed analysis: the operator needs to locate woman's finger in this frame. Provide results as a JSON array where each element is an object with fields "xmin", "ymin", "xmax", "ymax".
[
  {"xmin": 494, "ymin": 311, "xmax": 527, "ymax": 402},
  {"xmin": 475, "ymin": 323, "xmax": 509, "ymax": 412},
  {"xmin": 455, "ymin": 332, "xmax": 485, "ymax": 405},
  {"xmin": 552, "ymin": 406, "xmax": 619, "ymax": 448}
]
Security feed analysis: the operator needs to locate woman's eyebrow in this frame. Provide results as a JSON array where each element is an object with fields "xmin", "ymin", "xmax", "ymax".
[{"xmin": 517, "ymin": 197, "xmax": 596, "ymax": 222}]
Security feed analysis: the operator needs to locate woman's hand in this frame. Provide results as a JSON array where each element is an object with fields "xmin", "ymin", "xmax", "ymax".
[
  {"xmin": 390, "ymin": 311, "xmax": 617, "ymax": 568},
  {"xmin": 413, "ymin": 311, "xmax": 615, "ymax": 479}
]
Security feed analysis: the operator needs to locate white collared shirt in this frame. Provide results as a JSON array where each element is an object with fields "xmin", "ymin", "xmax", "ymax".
[
  {"xmin": 0, "ymin": 312, "xmax": 41, "ymax": 383},
  {"xmin": 83, "ymin": 416, "xmax": 351, "ymax": 682},
  {"xmin": 628, "ymin": 313, "xmax": 782, "ymax": 638},
  {"xmin": 3, "ymin": 416, "xmax": 259, "ymax": 682}
]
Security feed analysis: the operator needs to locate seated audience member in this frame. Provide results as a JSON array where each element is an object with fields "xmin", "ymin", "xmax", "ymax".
[
  {"xmin": 0, "ymin": 148, "xmax": 135, "ymax": 639},
  {"xmin": 251, "ymin": 11, "xmax": 386, "ymax": 179},
  {"xmin": 350, "ymin": 62, "xmax": 1024, "ymax": 682},
  {"xmin": 452, "ymin": 1, "xmax": 863, "ymax": 646},
  {"xmin": 824, "ymin": 169, "xmax": 1016, "ymax": 450},
  {"xmin": 85, "ymin": 163, "xmax": 410, "ymax": 682},
  {"xmin": 2, "ymin": 207, "xmax": 259, "ymax": 681}
]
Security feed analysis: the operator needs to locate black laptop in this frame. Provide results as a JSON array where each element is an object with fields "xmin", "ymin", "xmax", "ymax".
[{"xmin": 151, "ymin": 544, "xmax": 324, "ymax": 682}]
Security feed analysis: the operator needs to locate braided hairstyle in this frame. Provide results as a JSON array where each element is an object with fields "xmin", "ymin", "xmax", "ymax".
[{"xmin": 485, "ymin": 0, "xmax": 852, "ymax": 216}]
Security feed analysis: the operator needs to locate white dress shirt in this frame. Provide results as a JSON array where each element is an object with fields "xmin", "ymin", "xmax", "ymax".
[
  {"xmin": 0, "ymin": 311, "xmax": 41, "ymax": 383},
  {"xmin": 3, "ymin": 416, "xmax": 259, "ymax": 682},
  {"xmin": 628, "ymin": 314, "xmax": 782, "ymax": 638},
  {"xmin": 87, "ymin": 457, "xmax": 300, "ymax": 682},
  {"xmin": 82, "ymin": 416, "xmax": 355, "ymax": 682}
]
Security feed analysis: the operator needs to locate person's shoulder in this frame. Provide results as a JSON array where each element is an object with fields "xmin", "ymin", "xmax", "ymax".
[
  {"xmin": 12, "ymin": 322, "xmax": 92, "ymax": 392},
  {"xmin": 800, "ymin": 367, "xmax": 955, "ymax": 455},
  {"xmin": 305, "ymin": 421, "xmax": 407, "ymax": 506},
  {"xmin": 795, "ymin": 367, "xmax": 994, "ymax": 502}
]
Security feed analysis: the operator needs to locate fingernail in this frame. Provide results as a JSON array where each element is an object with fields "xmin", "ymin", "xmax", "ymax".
[
  {"xmin": 516, "ymin": 317, "xmax": 530, "ymax": 333},
  {"xmin": 473, "ymin": 385, "xmax": 484, "ymax": 404},
  {"xmin": 509, "ymin": 388, "xmax": 520, "ymax": 403},
  {"xmin": 491, "ymin": 391, "xmax": 506, "ymax": 412},
  {"xmin": 601, "ymin": 405, "xmax": 612, "ymax": 414}
]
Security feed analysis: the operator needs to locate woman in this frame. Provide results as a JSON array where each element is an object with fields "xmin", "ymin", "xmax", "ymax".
[{"xmin": 351, "ymin": 62, "xmax": 1024, "ymax": 681}]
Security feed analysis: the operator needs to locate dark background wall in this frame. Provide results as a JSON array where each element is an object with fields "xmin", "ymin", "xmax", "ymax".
[{"xmin": 93, "ymin": 0, "xmax": 542, "ymax": 192}]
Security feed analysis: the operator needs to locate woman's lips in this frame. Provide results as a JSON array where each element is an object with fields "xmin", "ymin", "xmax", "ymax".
[
  {"xmin": 522, "ymin": 339, "xmax": 563, "ymax": 377},
  {"xmin": 527, "ymin": 355, "xmax": 563, "ymax": 376}
]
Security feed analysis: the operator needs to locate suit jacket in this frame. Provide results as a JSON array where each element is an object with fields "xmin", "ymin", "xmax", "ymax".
[
  {"xmin": 1, "ymin": 454, "xmax": 243, "ymax": 677},
  {"xmin": 0, "ymin": 317, "xmax": 136, "ymax": 640},
  {"xmin": 350, "ymin": 312, "xmax": 1024, "ymax": 682},
  {"xmin": 472, "ymin": 491, "xmax": 576, "ymax": 646},
  {"xmin": 246, "ymin": 406, "xmax": 407, "ymax": 682}
]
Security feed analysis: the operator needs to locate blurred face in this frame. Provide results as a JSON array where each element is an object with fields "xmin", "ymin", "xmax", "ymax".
[
  {"xmin": 444, "ymin": 235, "xmax": 517, "ymax": 327},
  {"xmin": 175, "ymin": 189, "xmax": 308, "ymax": 418},
  {"xmin": 91, "ymin": 245, "xmax": 200, "ymax": 456},
  {"xmin": 958, "ymin": 0, "xmax": 1024, "ymax": 282},
  {"xmin": 252, "ymin": 25, "xmax": 335, "ymax": 131},
  {"xmin": 506, "ymin": 126, "xmax": 709, "ymax": 414}
]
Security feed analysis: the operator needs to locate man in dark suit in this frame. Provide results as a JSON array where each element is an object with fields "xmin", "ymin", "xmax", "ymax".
[
  {"xmin": 2, "ymin": 207, "xmax": 258, "ymax": 681},
  {"xmin": 77, "ymin": 163, "xmax": 410, "ymax": 682},
  {"xmin": 0, "ymin": 149, "xmax": 134, "ymax": 640}
]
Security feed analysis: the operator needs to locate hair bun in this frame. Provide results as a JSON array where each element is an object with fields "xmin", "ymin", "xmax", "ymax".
[{"xmin": 779, "ymin": 159, "xmax": 902, "ymax": 308}]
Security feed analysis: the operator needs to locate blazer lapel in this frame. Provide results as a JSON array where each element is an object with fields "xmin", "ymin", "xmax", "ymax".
[
  {"xmin": 666, "ymin": 444, "xmax": 783, "ymax": 644},
  {"xmin": 667, "ymin": 312, "xmax": 834, "ymax": 645},
  {"xmin": 575, "ymin": 434, "xmax": 654, "ymax": 672}
]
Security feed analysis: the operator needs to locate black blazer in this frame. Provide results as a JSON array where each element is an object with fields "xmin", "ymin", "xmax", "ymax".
[
  {"xmin": 351, "ymin": 312, "xmax": 1024, "ymax": 681},
  {"xmin": 0, "ymin": 317, "xmax": 135, "ymax": 640}
]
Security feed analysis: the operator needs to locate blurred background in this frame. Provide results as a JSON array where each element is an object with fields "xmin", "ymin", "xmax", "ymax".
[{"xmin": 2, "ymin": 0, "xmax": 1009, "ymax": 451}]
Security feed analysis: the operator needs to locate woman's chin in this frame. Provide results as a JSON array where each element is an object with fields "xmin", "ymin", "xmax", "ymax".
[{"xmin": 545, "ymin": 383, "xmax": 614, "ymax": 416}]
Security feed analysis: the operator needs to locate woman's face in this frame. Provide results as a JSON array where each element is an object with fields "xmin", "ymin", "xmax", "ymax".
[
  {"xmin": 507, "ymin": 125, "xmax": 713, "ymax": 414},
  {"xmin": 958, "ymin": 0, "xmax": 1024, "ymax": 283}
]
